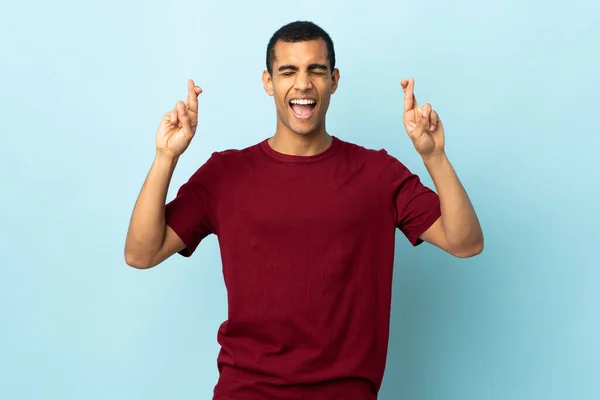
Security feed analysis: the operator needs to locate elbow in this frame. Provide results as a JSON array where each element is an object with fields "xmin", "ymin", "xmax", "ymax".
[
  {"xmin": 451, "ymin": 238, "xmax": 484, "ymax": 258},
  {"xmin": 124, "ymin": 248, "xmax": 153, "ymax": 270}
]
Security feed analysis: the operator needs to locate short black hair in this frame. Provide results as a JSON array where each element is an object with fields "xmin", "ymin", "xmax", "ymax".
[{"xmin": 266, "ymin": 21, "xmax": 336, "ymax": 75}]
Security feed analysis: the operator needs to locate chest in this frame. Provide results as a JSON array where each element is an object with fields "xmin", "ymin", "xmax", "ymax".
[{"xmin": 217, "ymin": 165, "xmax": 392, "ymax": 240}]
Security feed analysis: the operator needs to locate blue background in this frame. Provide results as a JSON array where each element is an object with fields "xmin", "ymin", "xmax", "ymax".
[{"xmin": 1, "ymin": 0, "xmax": 599, "ymax": 398}]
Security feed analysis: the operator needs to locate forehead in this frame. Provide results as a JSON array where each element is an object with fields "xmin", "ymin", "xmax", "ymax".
[{"xmin": 272, "ymin": 39, "xmax": 329, "ymax": 67}]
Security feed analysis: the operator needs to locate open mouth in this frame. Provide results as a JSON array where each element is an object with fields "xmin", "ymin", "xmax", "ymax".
[{"xmin": 289, "ymin": 98, "xmax": 317, "ymax": 120}]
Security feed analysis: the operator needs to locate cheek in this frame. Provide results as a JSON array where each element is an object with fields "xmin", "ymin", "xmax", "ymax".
[
  {"xmin": 273, "ymin": 86, "xmax": 288, "ymax": 106},
  {"xmin": 317, "ymin": 82, "xmax": 332, "ymax": 102},
  {"xmin": 318, "ymin": 90, "xmax": 331, "ymax": 106},
  {"xmin": 276, "ymin": 96, "xmax": 288, "ymax": 112}
]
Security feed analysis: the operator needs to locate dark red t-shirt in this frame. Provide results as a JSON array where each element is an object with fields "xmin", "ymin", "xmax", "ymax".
[{"xmin": 165, "ymin": 136, "xmax": 441, "ymax": 400}]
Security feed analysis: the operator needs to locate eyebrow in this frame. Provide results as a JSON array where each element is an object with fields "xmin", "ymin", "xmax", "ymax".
[{"xmin": 278, "ymin": 63, "xmax": 329, "ymax": 72}]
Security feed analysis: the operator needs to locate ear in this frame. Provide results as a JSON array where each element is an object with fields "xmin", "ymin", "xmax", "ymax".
[
  {"xmin": 262, "ymin": 70, "xmax": 274, "ymax": 96},
  {"xmin": 330, "ymin": 68, "xmax": 340, "ymax": 94}
]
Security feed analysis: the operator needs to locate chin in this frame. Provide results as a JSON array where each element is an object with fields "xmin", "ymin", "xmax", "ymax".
[
  {"xmin": 292, "ymin": 124, "xmax": 316, "ymax": 134},
  {"xmin": 276, "ymin": 107, "xmax": 324, "ymax": 137},
  {"xmin": 290, "ymin": 123, "xmax": 321, "ymax": 136}
]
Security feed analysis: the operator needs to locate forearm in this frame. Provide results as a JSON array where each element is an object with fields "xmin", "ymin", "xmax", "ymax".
[
  {"xmin": 423, "ymin": 152, "xmax": 483, "ymax": 253},
  {"xmin": 125, "ymin": 151, "xmax": 179, "ymax": 263}
]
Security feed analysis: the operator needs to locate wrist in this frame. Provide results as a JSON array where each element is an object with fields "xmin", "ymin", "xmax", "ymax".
[
  {"xmin": 421, "ymin": 150, "xmax": 448, "ymax": 167},
  {"xmin": 154, "ymin": 149, "xmax": 179, "ymax": 169}
]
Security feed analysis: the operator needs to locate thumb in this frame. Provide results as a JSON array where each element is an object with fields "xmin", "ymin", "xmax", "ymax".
[
  {"xmin": 177, "ymin": 101, "xmax": 194, "ymax": 141},
  {"xmin": 409, "ymin": 107, "xmax": 429, "ymax": 143}
]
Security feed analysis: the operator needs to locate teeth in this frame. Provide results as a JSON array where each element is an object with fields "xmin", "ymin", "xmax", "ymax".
[{"xmin": 290, "ymin": 99, "xmax": 316, "ymax": 105}]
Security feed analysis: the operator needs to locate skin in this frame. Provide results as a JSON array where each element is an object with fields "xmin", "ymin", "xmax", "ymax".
[
  {"xmin": 124, "ymin": 39, "xmax": 483, "ymax": 269},
  {"xmin": 124, "ymin": 80, "xmax": 201, "ymax": 269},
  {"xmin": 400, "ymin": 77, "xmax": 484, "ymax": 257},
  {"xmin": 261, "ymin": 39, "xmax": 340, "ymax": 157}
]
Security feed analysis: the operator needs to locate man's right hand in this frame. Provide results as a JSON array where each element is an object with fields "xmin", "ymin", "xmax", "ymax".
[{"xmin": 156, "ymin": 79, "xmax": 202, "ymax": 157}]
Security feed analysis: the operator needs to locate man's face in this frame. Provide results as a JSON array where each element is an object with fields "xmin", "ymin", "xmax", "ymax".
[{"xmin": 262, "ymin": 39, "xmax": 340, "ymax": 137}]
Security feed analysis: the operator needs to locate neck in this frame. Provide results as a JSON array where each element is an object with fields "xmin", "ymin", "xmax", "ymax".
[{"xmin": 269, "ymin": 122, "xmax": 332, "ymax": 157}]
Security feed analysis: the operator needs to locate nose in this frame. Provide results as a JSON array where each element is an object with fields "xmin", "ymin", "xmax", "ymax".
[{"xmin": 293, "ymin": 72, "xmax": 313, "ymax": 91}]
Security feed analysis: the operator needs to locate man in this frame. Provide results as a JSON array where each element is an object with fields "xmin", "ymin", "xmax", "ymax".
[{"xmin": 125, "ymin": 21, "xmax": 483, "ymax": 400}]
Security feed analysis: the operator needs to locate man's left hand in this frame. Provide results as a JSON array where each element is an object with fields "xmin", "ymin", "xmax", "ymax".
[{"xmin": 401, "ymin": 77, "xmax": 445, "ymax": 158}]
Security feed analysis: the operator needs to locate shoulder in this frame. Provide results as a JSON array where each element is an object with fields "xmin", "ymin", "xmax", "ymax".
[
  {"xmin": 337, "ymin": 137, "xmax": 409, "ymax": 171},
  {"xmin": 211, "ymin": 140, "xmax": 263, "ymax": 162},
  {"xmin": 188, "ymin": 140, "xmax": 265, "ymax": 182},
  {"xmin": 190, "ymin": 139, "xmax": 261, "ymax": 167}
]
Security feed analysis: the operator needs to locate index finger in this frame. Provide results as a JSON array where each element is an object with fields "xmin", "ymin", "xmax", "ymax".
[
  {"xmin": 404, "ymin": 78, "xmax": 421, "ymax": 111},
  {"xmin": 186, "ymin": 79, "xmax": 202, "ymax": 113}
]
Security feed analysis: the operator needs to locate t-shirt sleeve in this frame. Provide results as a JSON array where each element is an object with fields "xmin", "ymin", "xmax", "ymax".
[
  {"xmin": 385, "ymin": 152, "xmax": 441, "ymax": 246},
  {"xmin": 165, "ymin": 152, "xmax": 222, "ymax": 257}
]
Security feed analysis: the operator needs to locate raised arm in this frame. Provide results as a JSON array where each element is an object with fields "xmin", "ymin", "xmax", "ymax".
[
  {"xmin": 124, "ymin": 79, "xmax": 202, "ymax": 269},
  {"xmin": 400, "ymin": 77, "xmax": 483, "ymax": 258}
]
